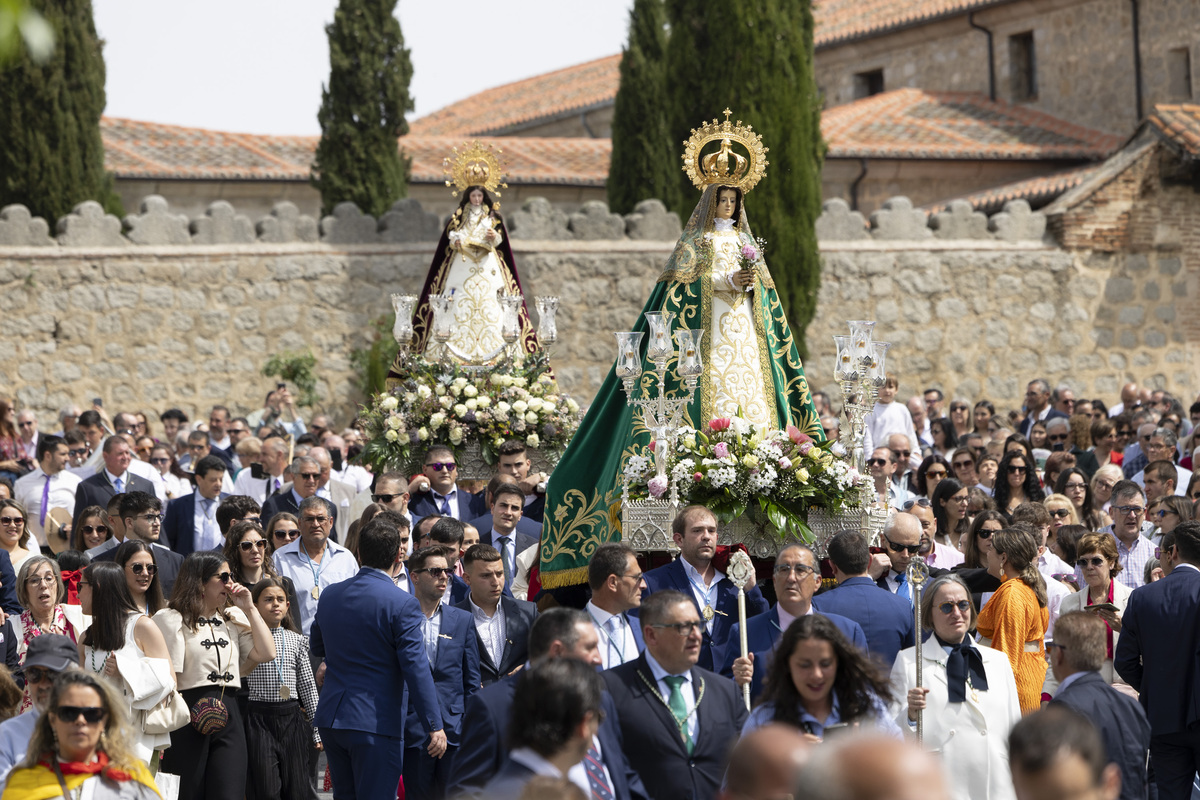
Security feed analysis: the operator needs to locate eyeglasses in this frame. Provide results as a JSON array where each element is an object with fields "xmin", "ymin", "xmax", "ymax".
[
  {"xmin": 25, "ymin": 667, "xmax": 58, "ymax": 684},
  {"xmin": 425, "ymin": 462, "xmax": 457, "ymax": 472},
  {"xmin": 1076, "ymin": 557, "xmax": 1106, "ymax": 568},
  {"xmin": 925, "ymin": 469, "xmax": 947, "ymax": 479},
  {"xmin": 215, "ymin": 572, "xmax": 233, "ymax": 585},
  {"xmin": 296, "ymin": 472, "xmax": 320, "ymax": 481},
  {"xmin": 150, "ymin": 457, "xmax": 170, "ymax": 466},
  {"xmin": 883, "ymin": 534, "xmax": 920, "ymax": 555},
  {"xmin": 54, "ymin": 706, "xmax": 108, "ymax": 724},
  {"xmin": 301, "ymin": 515, "xmax": 329, "ymax": 525},
  {"xmin": 651, "ymin": 621, "xmax": 704, "ymax": 636},
  {"xmin": 1006, "ymin": 465, "xmax": 1027, "ymax": 474},
  {"xmin": 372, "ymin": 493, "xmax": 402, "ymax": 503},
  {"xmin": 1048, "ymin": 508, "xmax": 1072, "ymax": 519},
  {"xmin": 413, "ymin": 566, "xmax": 450, "ymax": 578},
  {"xmin": 773, "ymin": 563, "xmax": 816, "ymax": 577},
  {"xmin": 136, "ymin": 513, "xmax": 165, "ymax": 523},
  {"xmin": 938, "ymin": 600, "xmax": 971, "ymax": 615},
  {"xmin": 128, "ymin": 563, "xmax": 157, "ymax": 576},
  {"xmin": 902, "ymin": 498, "xmax": 932, "ymax": 510},
  {"xmin": 25, "ymin": 575, "xmax": 57, "ymax": 587},
  {"xmin": 17, "ymin": 421, "xmax": 34, "ymax": 428},
  {"xmin": 273, "ymin": 528, "xmax": 300, "ymax": 540},
  {"xmin": 952, "ymin": 460, "xmax": 974, "ymax": 469},
  {"xmin": 0, "ymin": 517, "xmax": 23, "ymax": 526},
  {"xmin": 1063, "ymin": 482, "xmax": 1087, "ymax": 490},
  {"xmin": 238, "ymin": 540, "xmax": 266, "ymax": 552},
  {"xmin": 1112, "ymin": 505, "xmax": 1145, "ymax": 517},
  {"xmin": 867, "ymin": 458, "xmax": 889, "ymax": 466}
]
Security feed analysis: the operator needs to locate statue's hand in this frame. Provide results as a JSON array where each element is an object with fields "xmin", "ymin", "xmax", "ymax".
[{"xmin": 732, "ymin": 269, "xmax": 754, "ymax": 290}]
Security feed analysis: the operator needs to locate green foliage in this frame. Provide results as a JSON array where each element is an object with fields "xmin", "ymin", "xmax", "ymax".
[
  {"xmin": 664, "ymin": 0, "xmax": 824, "ymax": 358},
  {"xmin": 311, "ymin": 0, "xmax": 413, "ymax": 218},
  {"xmin": 0, "ymin": 0, "xmax": 123, "ymax": 221},
  {"xmin": 349, "ymin": 312, "xmax": 399, "ymax": 398},
  {"xmin": 608, "ymin": 0, "xmax": 678, "ymax": 215},
  {"xmin": 0, "ymin": 0, "xmax": 53, "ymax": 65},
  {"xmin": 261, "ymin": 351, "xmax": 320, "ymax": 408}
]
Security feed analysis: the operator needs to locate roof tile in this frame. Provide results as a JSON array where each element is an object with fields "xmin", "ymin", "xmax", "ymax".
[
  {"xmin": 923, "ymin": 163, "xmax": 1101, "ymax": 214},
  {"xmin": 1146, "ymin": 103, "xmax": 1200, "ymax": 157}
]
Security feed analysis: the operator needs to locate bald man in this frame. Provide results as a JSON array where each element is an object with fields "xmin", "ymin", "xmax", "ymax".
[
  {"xmin": 718, "ymin": 724, "xmax": 811, "ymax": 800},
  {"xmin": 795, "ymin": 734, "xmax": 950, "ymax": 800}
]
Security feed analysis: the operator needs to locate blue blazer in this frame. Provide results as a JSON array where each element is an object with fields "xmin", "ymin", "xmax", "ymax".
[
  {"xmin": 465, "ymin": 513, "xmax": 542, "ymax": 539},
  {"xmin": 1051, "ymin": 671, "xmax": 1150, "ymax": 800},
  {"xmin": 718, "ymin": 607, "xmax": 868, "ymax": 701},
  {"xmin": 163, "ymin": 491, "xmax": 230, "ymax": 556},
  {"xmin": 410, "ymin": 489, "xmax": 488, "ymax": 522},
  {"xmin": 310, "ymin": 568, "xmax": 442, "ymax": 741},
  {"xmin": 404, "ymin": 604, "xmax": 480, "ymax": 748},
  {"xmin": 1115, "ymin": 565, "xmax": 1200, "ymax": 735},
  {"xmin": 448, "ymin": 574, "xmax": 471, "ymax": 606},
  {"xmin": 447, "ymin": 676, "xmax": 648, "ymax": 800},
  {"xmin": 453, "ymin": 594, "xmax": 537, "ymax": 686},
  {"xmin": 813, "ymin": 575, "xmax": 916, "ymax": 670},
  {"xmin": 640, "ymin": 558, "xmax": 768, "ymax": 671}
]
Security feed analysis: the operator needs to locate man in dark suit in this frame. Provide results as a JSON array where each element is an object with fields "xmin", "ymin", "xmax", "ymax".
[
  {"xmin": 482, "ymin": 658, "xmax": 606, "ymax": 800},
  {"xmin": 604, "ymin": 589, "xmax": 747, "ymax": 800},
  {"xmin": 403, "ymin": 545, "xmax": 481, "ymax": 800},
  {"xmin": 813, "ymin": 530, "xmax": 915, "ymax": 670},
  {"xmin": 466, "ymin": 476, "xmax": 542, "ymax": 539},
  {"xmin": 1050, "ymin": 611, "xmax": 1150, "ymax": 800},
  {"xmin": 408, "ymin": 445, "xmax": 487, "ymax": 522},
  {"xmin": 586, "ymin": 543, "xmax": 646, "ymax": 669},
  {"xmin": 474, "ymin": 482, "xmax": 536, "ymax": 594},
  {"xmin": 1009, "ymin": 706, "xmax": 1122, "ymax": 800},
  {"xmin": 448, "ymin": 608, "xmax": 648, "ymax": 800},
  {"xmin": 641, "ymin": 505, "xmax": 768, "ymax": 670},
  {"xmin": 1018, "ymin": 378, "xmax": 1069, "ymax": 439},
  {"xmin": 455, "ymin": 543, "xmax": 537, "ymax": 686},
  {"xmin": 88, "ymin": 492, "xmax": 185, "ymax": 596},
  {"xmin": 870, "ymin": 512, "xmax": 947, "ymax": 603},
  {"xmin": 310, "ymin": 518, "xmax": 445, "ymax": 800},
  {"xmin": 494, "ymin": 439, "xmax": 547, "ymax": 524},
  {"xmin": 1115, "ymin": 520, "xmax": 1200, "ymax": 800},
  {"xmin": 71, "ymin": 437, "xmax": 156, "ymax": 526},
  {"xmin": 162, "ymin": 455, "xmax": 229, "ymax": 556},
  {"xmin": 260, "ymin": 456, "xmax": 337, "ymax": 534},
  {"xmin": 723, "ymin": 543, "xmax": 868, "ymax": 700}
]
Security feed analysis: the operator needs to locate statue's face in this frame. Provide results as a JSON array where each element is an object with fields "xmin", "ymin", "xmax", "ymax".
[
  {"xmin": 469, "ymin": 189, "xmax": 484, "ymax": 206},
  {"xmin": 715, "ymin": 188, "xmax": 737, "ymax": 220}
]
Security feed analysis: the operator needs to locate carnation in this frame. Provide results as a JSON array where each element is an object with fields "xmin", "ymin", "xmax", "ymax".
[{"xmin": 648, "ymin": 475, "xmax": 668, "ymax": 498}]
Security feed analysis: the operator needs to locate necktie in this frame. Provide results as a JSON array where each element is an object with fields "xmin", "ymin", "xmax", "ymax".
[
  {"xmin": 583, "ymin": 739, "xmax": 615, "ymax": 800},
  {"xmin": 498, "ymin": 536, "xmax": 513, "ymax": 585},
  {"xmin": 895, "ymin": 572, "xmax": 911, "ymax": 603},
  {"xmin": 273, "ymin": 477, "xmax": 281, "ymax": 493},
  {"xmin": 606, "ymin": 616, "xmax": 623, "ymax": 666},
  {"xmin": 201, "ymin": 497, "xmax": 215, "ymax": 541},
  {"xmin": 436, "ymin": 492, "xmax": 451, "ymax": 516},
  {"xmin": 935, "ymin": 635, "xmax": 990, "ymax": 702},
  {"xmin": 113, "ymin": 476, "xmax": 124, "ymax": 494},
  {"xmin": 663, "ymin": 675, "xmax": 694, "ymax": 754},
  {"xmin": 40, "ymin": 474, "xmax": 51, "ymax": 526}
]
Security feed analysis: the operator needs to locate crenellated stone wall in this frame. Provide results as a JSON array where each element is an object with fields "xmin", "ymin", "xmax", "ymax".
[{"xmin": 0, "ymin": 190, "xmax": 1194, "ymax": 427}]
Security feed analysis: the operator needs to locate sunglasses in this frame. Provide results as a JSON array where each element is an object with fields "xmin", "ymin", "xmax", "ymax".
[
  {"xmin": 296, "ymin": 473, "xmax": 321, "ymax": 481},
  {"xmin": 150, "ymin": 457, "xmax": 170, "ymax": 466},
  {"xmin": 867, "ymin": 458, "xmax": 890, "ymax": 466},
  {"xmin": 950, "ymin": 405, "xmax": 967, "ymax": 413},
  {"xmin": 128, "ymin": 563, "xmax": 157, "ymax": 576},
  {"xmin": 883, "ymin": 535, "xmax": 920, "ymax": 555},
  {"xmin": 413, "ymin": 566, "xmax": 450, "ymax": 578},
  {"xmin": 0, "ymin": 517, "xmax": 23, "ymax": 526},
  {"xmin": 892, "ymin": 450, "xmax": 911, "ymax": 458},
  {"xmin": 1076, "ymin": 556, "xmax": 1106, "ymax": 568},
  {"xmin": 238, "ymin": 540, "xmax": 266, "ymax": 551},
  {"xmin": 1116, "ymin": 429, "xmax": 1133, "ymax": 437},
  {"xmin": 80, "ymin": 525, "xmax": 105, "ymax": 535},
  {"xmin": 925, "ymin": 469, "xmax": 947, "ymax": 478},
  {"xmin": 372, "ymin": 493, "xmax": 402, "ymax": 503},
  {"xmin": 1112, "ymin": 505, "xmax": 1144, "ymax": 516},
  {"xmin": 273, "ymin": 529, "xmax": 300, "ymax": 540},
  {"xmin": 1048, "ymin": 508, "xmax": 1072, "ymax": 519},
  {"xmin": 425, "ymin": 462, "xmax": 457, "ymax": 472},
  {"xmin": 938, "ymin": 600, "xmax": 971, "ymax": 615},
  {"xmin": 902, "ymin": 498, "xmax": 932, "ymax": 510},
  {"xmin": 68, "ymin": 448, "xmax": 89, "ymax": 457},
  {"xmin": 977, "ymin": 528, "xmax": 996, "ymax": 539},
  {"xmin": 26, "ymin": 667, "xmax": 58, "ymax": 684},
  {"xmin": 215, "ymin": 572, "xmax": 233, "ymax": 585},
  {"xmin": 54, "ymin": 706, "xmax": 108, "ymax": 724},
  {"xmin": 651, "ymin": 621, "xmax": 704, "ymax": 636},
  {"xmin": 1154, "ymin": 509, "xmax": 1174, "ymax": 519},
  {"xmin": 1047, "ymin": 434, "xmax": 1070, "ymax": 442},
  {"xmin": 1006, "ymin": 465, "xmax": 1027, "ymax": 474},
  {"xmin": 953, "ymin": 461, "xmax": 974, "ymax": 469}
]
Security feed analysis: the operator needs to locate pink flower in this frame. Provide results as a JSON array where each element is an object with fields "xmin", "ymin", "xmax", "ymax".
[
  {"xmin": 786, "ymin": 424, "xmax": 813, "ymax": 445},
  {"xmin": 713, "ymin": 442, "xmax": 729, "ymax": 459},
  {"xmin": 710, "ymin": 417, "xmax": 731, "ymax": 432},
  {"xmin": 741, "ymin": 243, "xmax": 758, "ymax": 261},
  {"xmin": 648, "ymin": 476, "xmax": 668, "ymax": 498},
  {"xmin": 778, "ymin": 457, "xmax": 791, "ymax": 469},
  {"xmin": 693, "ymin": 472, "xmax": 703, "ymax": 482},
  {"xmin": 648, "ymin": 440, "xmax": 656, "ymax": 452},
  {"xmin": 798, "ymin": 441, "xmax": 813, "ymax": 456}
]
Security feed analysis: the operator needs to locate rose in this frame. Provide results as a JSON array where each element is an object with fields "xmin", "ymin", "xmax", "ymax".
[
  {"xmin": 463, "ymin": 384, "xmax": 478, "ymax": 397},
  {"xmin": 786, "ymin": 425, "xmax": 813, "ymax": 446},
  {"xmin": 778, "ymin": 457, "xmax": 791, "ymax": 470},
  {"xmin": 742, "ymin": 454, "xmax": 759, "ymax": 469},
  {"xmin": 526, "ymin": 433, "xmax": 540, "ymax": 448},
  {"xmin": 713, "ymin": 442, "xmax": 729, "ymax": 459},
  {"xmin": 798, "ymin": 441, "xmax": 813, "ymax": 456},
  {"xmin": 465, "ymin": 398, "xmax": 478, "ymax": 411},
  {"xmin": 454, "ymin": 404, "xmax": 469, "ymax": 417},
  {"xmin": 404, "ymin": 392, "xmax": 416, "ymax": 404},
  {"xmin": 379, "ymin": 395, "xmax": 399, "ymax": 412},
  {"xmin": 439, "ymin": 396, "xmax": 454, "ymax": 410},
  {"xmin": 566, "ymin": 398, "xmax": 580, "ymax": 413},
  {"xmin": 709, "ymin": 417, "xmax": 731, "ymax": 432},
  {"xmin": 477, "ymin": 396, "xmax": 491, "ymax": 408},
  {"xmin": 527, "ymin": 398, "xmax": 544, "ymax": 412},
  {"xmin": 512, "ymin": 400, "xmax": 528, "ymax": 414},
  {"xmin": 449, "ymin": 427, "xmax": 464, "ymax": 445},
  {"xmin": 497, "ymin": 401, "xmax": 511, "ymax": 413},
  {"xmin": 795, "ymin": 467, "xmax": 809, "ymax": 482},
  {"xmin": 541, "ymin": 402, "xmax": 556, "ymax": 414},
  {"xmin": 428, "ymin": 412, "xmax": 446, "ymax": 429},
  {"xmin": 384, "ymin": 429, "xmax": 399, "ymax": 442},
  {"xmin": 434, "ymin": 384, "xmax": 446, "ymax": 397},
  {"xmin": 741, "ymin": 242, "xmax": 758, "ymax": 261},
  {"xmin": 648, "ymin": 476, "xmax": 668, "ymax": 498},
  {"xmin": 452, "ymin": 377, "xmax": 468, "ymax": 389},
  {"xmin": 417, "ymin": 427, "xmax": 430, "ymax": 441},
  {"xmin": 386, "ymin": 415, "xmax": 402, "ymax": 431},
  {"xmin": 693, "ymin": 472, "xmax": 704, "ymax": 481},
  {"xmin": 450, "ymin": 384, "xmax": 462, "ymax": 397},
  {"xmin": 525, "ymin": 412, "xmax": 538, "ymax": 424},
  {"xmin": 417, "ymin": 385, "xmax": 432, "ymax": 399}
]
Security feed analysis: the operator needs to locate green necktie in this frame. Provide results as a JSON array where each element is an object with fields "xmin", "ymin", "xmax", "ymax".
[{"xmin": 663, "ymin": 675, "xmax": 694, "ymax": 754}]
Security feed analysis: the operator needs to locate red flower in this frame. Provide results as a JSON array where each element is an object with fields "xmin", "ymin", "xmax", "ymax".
[
  {"xmin": 786, "ymin": 424, "xmax": 813, "ymax": 445},
  {"xmin": 710, "ymin": 417, "xmax": 732, "ymax": 432}
]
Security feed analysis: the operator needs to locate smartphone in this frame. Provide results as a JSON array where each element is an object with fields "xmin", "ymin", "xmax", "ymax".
[
  {"xmin": 1089, "ymin": 603, "xmax": 1120, "ymax": 614},
  {"xmin": 250, "ymin": 463, "xmax": 266, "ymax": 480},
  {"xmin": 92, "ymin": 397, "xmax": 103, "ymax": 408},
  {"xmin": 823, "ymin": 722, "xmax": 851, "ymax": 741},
  {"xmin": 330, "ymin": 449, "xmax": 343, "ymax": 471}
]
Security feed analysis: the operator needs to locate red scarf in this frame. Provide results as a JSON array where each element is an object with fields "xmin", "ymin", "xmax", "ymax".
[{"xmin": 39, "ymin": 751, "xmax": 133, "ymax": 782}]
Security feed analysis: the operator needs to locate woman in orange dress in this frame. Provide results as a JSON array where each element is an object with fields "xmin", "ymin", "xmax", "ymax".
[{"xmin": 976, "ymin": 527, "xmax": 1049, "ymax": 713}]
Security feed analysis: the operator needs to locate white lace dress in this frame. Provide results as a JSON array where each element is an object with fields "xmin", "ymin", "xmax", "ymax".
[{"xmin": 436, "ymin": 205, "xmax": 507, "ymax": 362}]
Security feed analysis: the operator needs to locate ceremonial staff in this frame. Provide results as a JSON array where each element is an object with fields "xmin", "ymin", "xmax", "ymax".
[
  {"xmin": 728, "ymin": 550, "xmax": 755, "ymax": 711},
  {"xmin": 906, "ymin": 555, "xmax": 930, "ymax": 743}
]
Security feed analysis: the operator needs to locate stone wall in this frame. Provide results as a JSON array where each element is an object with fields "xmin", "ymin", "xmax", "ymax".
[{"xmin": 0, "ymin": 188, "xmax": 1194, "ymax": 428}]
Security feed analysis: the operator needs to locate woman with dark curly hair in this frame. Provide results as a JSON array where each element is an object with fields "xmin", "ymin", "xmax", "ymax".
[
  {"xmin": 742, "ymin": 615, "xmax": 900, "ymax": 740},
  {"xmin": 994, "ymin": 450, "xmax": 1044, "ymax": 518},
  {"xmin": 913, "ymin": 455, "xmax": 951, "ymax": 499}
]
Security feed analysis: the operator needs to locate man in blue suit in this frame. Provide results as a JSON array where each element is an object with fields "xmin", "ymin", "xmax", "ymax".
[
  {"xmin": 812, "ymin": 530, "xmax": 915, "ymax": 670},
  {"xmin": 310, "ymin": 518, "xmax": 445, "ymax": 800},
  {"xmin": 1050, "ymin": 611, "xmax": 1150, "ymax": 800},
  {"xmin": 408, "ymin": 445, "xmax": 487, "ymax": 522},
  {"xmin": 71, "ymin": 436, "xmax": 156, "ymax": 526},
  {"xmin": 586, "ymin": 543, "xmax": 646, "ymax": 669},
  {"xmin": 467, "ymin": 476, "xmax": 543, "ymax": 539},
  {"xmin": 1115, "ymin": 520, "xmax": 1200, "ymax": 800},
  {"xmin": 721, "ymin": 543, "xmax": 867, "ymax": 700},
  {"xmin": 448, "ymin": 608, "xmax": 648, "ymax": 800},
  {"xmin": 455, "ymin": 544, "xmax": 538, "ymax": 686},
  {"xmin": 162, "ymin": 455, "xmax": 229, "ymax": 555},
  {"xmin": 404, "ymin": 545, "xmax": 481, "ymax": 800},
  {"xmin": 641, "ymin": 505, "xmax": 768, "ymax": 671}
]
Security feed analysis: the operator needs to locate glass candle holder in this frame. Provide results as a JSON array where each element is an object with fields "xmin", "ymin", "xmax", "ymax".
[
  {"xmin": 614, "ymin": 332, "xmax": 645, "ymax": 380},
  {"xmin": 429, "ymin": 294, "xmax": 456, "ymax": 343},
  {"xmin": 390, "ymin": 294, "xmax": 417, "ymax": 347},
  {"xmin": 498, "ymin": 294, "xmax": 523, "ymax": 344},
  {"xmin": 675, "ymin": 328, "xmax": 705, "ymax": 378},
  {"xmin": 644, "ymin": 312, "xmax": 676, "ymax": 363},
  {"xmin": 535, "ymin": 296, "xmax": 559, "ymax": 345}
]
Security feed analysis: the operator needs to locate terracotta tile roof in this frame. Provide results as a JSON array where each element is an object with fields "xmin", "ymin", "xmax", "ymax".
[
  {"xmin": 408, "ymin": 55, "xmax": 621, "ymax": 137},
  {"xmin": 100, "ymin": 118, "xmax": 611, "ymax": 186},
  {"xmin": 812, "ymin": 0, "xmax": 1009, "ymax": 47},
  {"xmin": 821, "ymin": 89, "xmax": 1123, "ymax": 160},
  {"xmin": 1146, "ymin": 103, "xmax": 1200, "ymax": 157},
  {"xmin": 923, "ymin": 163, "xmax": 1101, "ymax": 215}
]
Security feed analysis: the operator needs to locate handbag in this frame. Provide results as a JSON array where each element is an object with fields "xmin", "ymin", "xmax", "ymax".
[
  {"xmin": 189, "ymin": 617, "xmax": 230, "ymax": 735},
  {"xmin": 144, "ymin": 689, "xmax": 189, "ymax": 734}
]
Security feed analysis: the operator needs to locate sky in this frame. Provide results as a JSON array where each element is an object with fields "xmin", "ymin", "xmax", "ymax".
[{"xmin": 92, "ymin": 0, "xmax": 633, "ymax": 137}]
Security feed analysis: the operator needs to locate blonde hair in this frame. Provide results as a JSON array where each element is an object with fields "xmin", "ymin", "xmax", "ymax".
[
  {"xmin": 1043, "ymin": 493, "xmax": 1080, "ymax": 525},
  {"xmin": 20, "ymin": 669, "xmax": 142, "ymax": 773}
]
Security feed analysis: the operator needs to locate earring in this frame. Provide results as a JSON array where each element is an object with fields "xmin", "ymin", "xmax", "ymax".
[{"xmin": 99, "ymin": 729, "xmax": 108, "ymax": 750}]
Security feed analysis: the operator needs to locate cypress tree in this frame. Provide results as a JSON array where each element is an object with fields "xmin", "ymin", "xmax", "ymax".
[
  {"xmin": 0, "ymin": 0, "xmax": 123, "ymax": 222},
  {"xmin": 607, "ymin": 0, "xmax": 677, "ymax": 215},
  {"xmin": 664, "ymin": 0, "xmax": 825, "ymax": 358},
  {"xmin": 312, "ymin": 0, "xmax": 413, "ymax": 218}
]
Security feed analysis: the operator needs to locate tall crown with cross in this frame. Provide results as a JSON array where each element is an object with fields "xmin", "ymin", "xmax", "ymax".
[{"xmin": 681, "ymin": 109, "xmax": 770, "ymax": 194}]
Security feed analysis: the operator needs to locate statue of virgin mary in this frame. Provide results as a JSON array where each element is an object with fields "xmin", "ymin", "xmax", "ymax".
[{"xmin": 539, "ymin": 112, "xmax": 824, "ymax": 589}]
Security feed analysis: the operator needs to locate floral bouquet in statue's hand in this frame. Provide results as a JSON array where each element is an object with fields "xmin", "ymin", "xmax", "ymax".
[
  {"xmin": 357, "ymin": 349, "xmax": 582, "ymax": 473},
  {"xmin": 624, "ymin": 411, "xmax": 866, "ymax": 541},
  {"xmin": 735, "ymin": 237, "xmax": 767, "ymax": 291}
]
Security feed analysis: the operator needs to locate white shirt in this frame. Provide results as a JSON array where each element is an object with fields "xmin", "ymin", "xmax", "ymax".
[
  {"xmin": 862, "ymin": 402, "xmax": 921, "ymax": 471},
  {"xmin": 586, "ymin": 600, "xmax": 639, "ymax": 669},
  {"xmin": 14, "ymin": 467, "xmax": 81, "ymax": 547},
  {"xmin": 232, "ymin": 469, "xmax": 285, "ymax": 505},
  {"xmin": 469, "ymin": 595, "xmax": 506, "ymax": 667},
  {"xmin": 332, "ymin": 464, "xmax": 372, "ymax": 493},
  {"xmin": 1132, "ymin": 464, "xmax": 1193, "ymax": 497},
  {"xmin": 192, "ymin": 489, "xmax": 223, "ymax": 552},
  {"xmin": 272, "ymin": 539, "xmax": 358, "ymax": 635},
  {"xmin": 645, "ymin": 649, "xmax": 698, "ymax": 742},
  {"xmin": 680, "ymin": 558, "xmax": 724, "ymax": 634}
]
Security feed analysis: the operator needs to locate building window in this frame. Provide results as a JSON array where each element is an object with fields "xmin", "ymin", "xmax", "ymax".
[
  {"xmin": 853, "ymin": 69, "xmax": 884, "ymax": 100},
  {"xmin": 1009, "ymin": 32, "xmax": 1037, "ymax": 101},
  {"xmin": 1168, "ymin": 47, "xmax": 1193, "ymax": 99}
]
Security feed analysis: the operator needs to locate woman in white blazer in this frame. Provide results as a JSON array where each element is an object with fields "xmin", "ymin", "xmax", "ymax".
[
  {"xmin": 890, "ymin": 573, "xmax": 1022, "ymax": 800},
  {"xmin": 1042, "ymin": 531, "xmax": 1133, "ymax": 698}
]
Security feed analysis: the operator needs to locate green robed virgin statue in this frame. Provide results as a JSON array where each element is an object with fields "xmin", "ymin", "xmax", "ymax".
[{"xmin": 540, "ymin": 111, "xmax": 824, "ymax": 589}]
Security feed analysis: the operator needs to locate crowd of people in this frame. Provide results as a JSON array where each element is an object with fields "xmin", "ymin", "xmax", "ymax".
[{"xmin": 0, "ymin": 375, "xmax": 1190, "ymax": 799}]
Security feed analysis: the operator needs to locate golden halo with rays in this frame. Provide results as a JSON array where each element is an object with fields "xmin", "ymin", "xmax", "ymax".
[
  {"xmin": 681, "ymin": 109, "xmax": 769, "ymax": 194},
  {"xmin": 443, "ymin": 140, "xmax": 508, "ymax": 200}
]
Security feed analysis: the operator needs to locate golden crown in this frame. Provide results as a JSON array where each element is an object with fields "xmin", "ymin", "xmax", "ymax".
[
  {"xmin": 443, "ymin": 141, "xmax": 508, "ymax": 198},
  {"xmin": 681, "ymin": 109, "xmax": 769, "ymax": 193}
]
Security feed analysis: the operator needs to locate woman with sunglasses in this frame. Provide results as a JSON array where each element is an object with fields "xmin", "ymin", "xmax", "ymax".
[
  {"xmin": 265, "ymin": 512, "xmax": 301, "ymax": 557},
  {"xmin": 993, "ymin": 450, "xmax": 1044, "ymax": 519},
  {"xmin": 1147, "ymin": 495, "xmax": 1194, "ymax": 546},
  {"xmin": 78, "ymin": 561, "xmax": 176, "ymax": 766},
  {"xmin": 931, "ymin": 478, "xmax": 970, "ymax": 550},
  {"xmin": 1054, "ymin": 468, "xmax": 1106, "ymax": 531},
  {"xmin": 149, "ymin": 444, "xmax": 189, "ymax": 501},
  {"xmin": 1042, "ymin": 533, "xmax": 1133, "ymax": 701},
  {"xmin": 889, "ymin": 574, "xmax": 1021, "ymax": 800},
  {"xmin": 0, "ymin": 499, "xmax": 33, "ymax": 574},
  {"xmin": 224, "ymin": 520, "xmax": 301, "ymax": 631},
  {"xmin": 154, "ymin": 551, "xmax": 276, "ymax": 800},
  {"xmin": 10, "ymin": 556, "xmax": 84, "ymax": 713},
  {"xmin": 1042, "ymin": 493, "xmax": 1079, "ymax": 531},
  {"xmin": 953, "ymin": 510, "xmax": 1006, "ymax": 611},
  {"xmin": 70, "ymin": 505, "xmax": 112, "ymax": 552},
  {"xmin": 1, "ymin": 670, "xmax": 160, "ymax": 799},
  {"xmin": 976, "ymin": 528, "xmax": 1049, "ymax": 714},
  {"xmin": 912, "ymin": 455, "xmax": 950, "ymax": 500},
  {"xmin": 114, "ymin": 540, "xmax": 166, "ymax": 617},
  {"xmin": 744, "ymin": 614, "xmax": 900, "ymax": 741}
]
